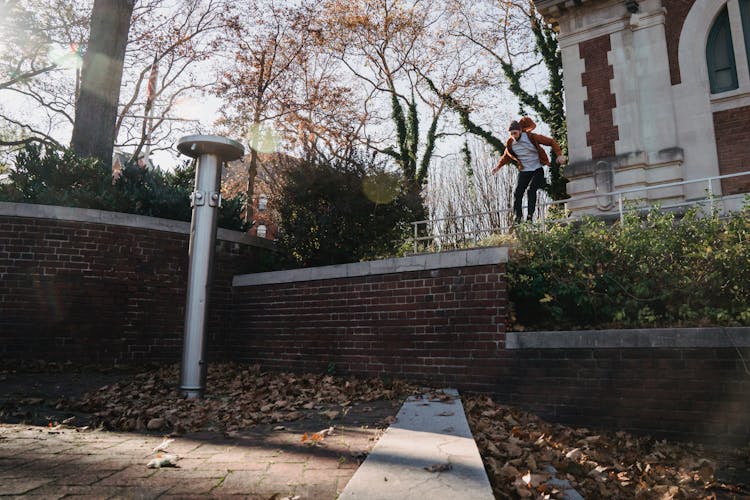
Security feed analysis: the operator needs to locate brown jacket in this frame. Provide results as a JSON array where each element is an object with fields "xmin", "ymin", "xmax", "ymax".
[{"xmin": 493, "ymin": 117, "xmax": 563, "ymax": 172}]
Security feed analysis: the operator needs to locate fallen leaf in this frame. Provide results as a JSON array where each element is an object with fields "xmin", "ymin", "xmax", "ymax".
[
  {"xmin": 147, "ymin": 418, "xmax": 165, "ymax": 431},
  {"xmin": 152, "ymin": 438, "xmax": 174, "ymax": 452},
  {"xmin": 522, "ymin": 471, "xmax": 532, "ymax": 485},
  {"xmin": 147, "ymin": 453, "xmax": 178, "ymax": 468},
  {"xmin": 318, "ymin": 426, "xmax": 335, "ymax": 437},
  {"xmin": 698, "ymin": 463, "xmax": 714, "ymax": 483},
  {"xmin": 504, "ymin": 442, "xmax": 523, "ymax": 458}
]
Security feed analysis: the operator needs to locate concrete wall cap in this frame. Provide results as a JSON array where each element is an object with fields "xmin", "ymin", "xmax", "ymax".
[
  {"xmin": 233, "ymin": 247, "xmax": 509, "ymax": 287},
  {"xmin": 506, "ymin": 327, "xmax": 750, "ymax": 349},
  {"xmin": 0, "ymin": 201, "xmax": 272, "ymax": 248}
]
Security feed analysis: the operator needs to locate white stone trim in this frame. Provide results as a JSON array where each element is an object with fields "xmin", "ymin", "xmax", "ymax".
[
  {"xmin": 628, "ymin": 8, "xmax": 666, "ymax": 33},
  {"xmin": 557, "ymin": 18, "xmax": 628, "ymax": 49},
  {"xmin": 609, "ymin": 30, "xmax": 637, "ymax": 155},
  {"xmin": 610, "ymin": 2, "xmax": 679, "ymax": 159},
  {"xmin": 674, "ymin": 0, "xmax": 728, "ymax": 199},
  {"xmin": 232, "ymin": 247, "xmax": 509, "ymax": 287},
  {"xmin": 0, "ymin": 201, "xmax": 269, "ymax": 247},
  {"xmin": 710, "ymin": 88, "xmax": 750, "ymax": 111},
  {"xmin": 562, "ymin": 43, "xmax": 592, "ymax": 163}
]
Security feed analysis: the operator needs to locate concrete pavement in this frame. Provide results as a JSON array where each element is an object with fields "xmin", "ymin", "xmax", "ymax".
[
  {"xmin": 0, "ymin": 420, "xmax": 382, "ymax": 499},
  {"xmin": 0, "ymin": 391, "xmax": 499, "ymax": 499}
]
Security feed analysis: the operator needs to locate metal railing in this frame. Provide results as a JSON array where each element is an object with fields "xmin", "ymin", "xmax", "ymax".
[{"xmin": 411, "ymin": 169, "xmax": 750, "ymax": 254}]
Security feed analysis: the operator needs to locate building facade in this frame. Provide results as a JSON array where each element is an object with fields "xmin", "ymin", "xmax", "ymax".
[{"xmin": 536, "ymin": 0, "xmax": 750, "ymax": 212}]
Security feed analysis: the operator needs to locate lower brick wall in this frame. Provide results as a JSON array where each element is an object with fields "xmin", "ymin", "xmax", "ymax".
[
  {"xmin": 0, "ymin": 205, "xmax": 270, "ymax": 363},
  {"xmin": 229, "ymin": 262, "xmax": 508, "ymax": 391},
  {"xmin": 498, "ymin": 347, "xmax": 750, "ymax": 443}
]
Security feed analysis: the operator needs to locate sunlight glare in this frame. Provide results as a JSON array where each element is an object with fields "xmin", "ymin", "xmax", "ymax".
[
  {"xmin": 172, "ymin": 96, "xmax": 202, "ymax": 121},
  {"xmin": 362, "ymin": 173, "xmax": 399, "ymax": 204},
  {"xmin": 49, "ymin": 44, "xmax": 83, "ymax": 70},
  {"xmin": 245, "ymin": 123, "xmax": 280, "ymax": 154}
]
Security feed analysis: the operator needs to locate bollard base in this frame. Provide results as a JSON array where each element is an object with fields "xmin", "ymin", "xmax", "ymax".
[{"xmin": 180, "ymin": 387, "xmax": 203, "ymax": 399}]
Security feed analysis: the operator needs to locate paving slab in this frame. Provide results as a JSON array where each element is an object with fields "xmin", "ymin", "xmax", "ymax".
[{"xmin": 339, "ymin": 389, "xmax": 494, "ymax": 500}]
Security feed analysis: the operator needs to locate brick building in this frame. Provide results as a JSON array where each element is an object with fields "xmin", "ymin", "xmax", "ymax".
[
  {"xmin": 536, "ymin": 0, "xmax": 750, "ymax": 212},
  {"xmin": 247, "ymin": 189, "xmax": 277, "ymax": 240}
]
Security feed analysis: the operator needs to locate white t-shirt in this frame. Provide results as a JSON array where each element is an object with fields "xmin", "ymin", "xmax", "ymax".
[{"xmin": 513, "ymin": 133, "xmax": 544, "ymax": 172}]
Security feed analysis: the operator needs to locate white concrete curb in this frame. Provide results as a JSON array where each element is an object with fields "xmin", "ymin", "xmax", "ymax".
[{"xmin": 339, "ymin": 389, "xmax": 494, "ymax": 500}]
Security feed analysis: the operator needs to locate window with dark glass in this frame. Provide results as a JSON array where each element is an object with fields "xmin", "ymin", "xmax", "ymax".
[
  {"xmin": 740, "ymin": 0, "xmax": 750, "ymax": 72},
  {"xmin": 707, "ymin": 6, "xmax": 738, "ymax": 93}
]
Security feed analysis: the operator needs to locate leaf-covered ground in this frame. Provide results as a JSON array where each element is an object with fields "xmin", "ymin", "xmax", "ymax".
[
  {"xmin": 2, "ymin": 362, "xmax": 748, "ymax": 499},
  {"xmin": 67, "ymin": 363, "xmax": 415, "ymax": 434},
  {"xmin": 465, "ymin": 396, "xmax": 750, "ymax": 499}
]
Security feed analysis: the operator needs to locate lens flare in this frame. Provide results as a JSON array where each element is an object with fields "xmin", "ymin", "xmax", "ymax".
[
  {"xmin": 172, "ymin": 96, "xmax": 201, "ymax": 121},
  {"xmin": 362, "ymin": 173, "xmax": 399, "ymax": 204},
  {"xmin": 49, "ymin": 44, "xmax": 83, "ymax": 70},
  {"xmin": 245, "ymin": 124, "xmax": 280, "ymax": 154}
]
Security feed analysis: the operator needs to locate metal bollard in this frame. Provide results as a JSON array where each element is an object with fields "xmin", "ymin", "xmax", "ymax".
[{"xmin": 176, "ymin": 135, "xmax": 244, "ymax": 399}]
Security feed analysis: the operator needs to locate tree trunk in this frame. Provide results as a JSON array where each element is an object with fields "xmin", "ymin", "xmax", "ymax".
[
  {"xmin": 245, "ymin": 147, "xmax": 259, "ymax": 224},
  {"xmin": 71, "ymin": 0, "xmax": 135, "ymax": 166},
  {"xmin": 244, "ymin": 50, "xmax": 267, "ymax": 225}
]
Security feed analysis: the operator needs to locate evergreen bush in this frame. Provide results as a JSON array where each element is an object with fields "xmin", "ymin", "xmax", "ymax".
[
  {"xmin": 274, "ymin": 150, "xmax": 419, "ymax": 268},
  {"xmin": 0, "ymin": 144, "xmax": 246, "ymax": 231}
]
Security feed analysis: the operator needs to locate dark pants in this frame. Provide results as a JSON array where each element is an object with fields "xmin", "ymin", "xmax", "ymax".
[{"xmin": 514, "ymin": 168, "xmax": 545, "ymax": 222}]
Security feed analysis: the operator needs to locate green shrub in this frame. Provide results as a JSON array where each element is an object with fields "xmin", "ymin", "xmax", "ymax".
[
  {"xmin": 0, "ymin": 144, "xmax": 114, "ymax": 209},
  {"xmin": 0, "ymin": 145, "xmax": 246, "ymax": 231},
  {"xmin": 274, "ymin": 150, "xmax": 419, "ymax": 267},
  {"xmin": 508, "ymin": 202, "xmax": 750, "ymax": 330}
]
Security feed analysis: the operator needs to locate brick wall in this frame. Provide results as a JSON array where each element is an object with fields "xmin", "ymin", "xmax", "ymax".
[
  {"xmin": 229, "ymin": 257, "xmax": 750, "ymax": 442},
  {"xmin": 3, "ymin": 211, "xmax": 749, "ymax": 442},
  {"xmin": 663, "ymin": 0, "xmax": 696, "ymax": 86},
  {"xmin": 713, "ymin": 106, "xmax": 750, "ymax": 195},
  {"xmin": 580, "ymin": 34, "xmax": 619, "ymax": 159},
  {"xmin": 0, "ymin": 204, "xmax": 270, "ymax": 364},
  {"xmin": 499, "ymin": 346, "xmax": 750, "ymax": 443},
  {"xmin": 229, "ymin": 254, "xmax": 508, "ymax": 392}
]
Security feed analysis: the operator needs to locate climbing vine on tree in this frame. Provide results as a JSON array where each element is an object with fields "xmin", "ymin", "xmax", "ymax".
[
  {"xmin": 428, "ymin": 0, "xmax": 569, "ymax": 201},
  {"xmin": 500, "ymin": 4, "xmax": 568, "ymax": 200}
]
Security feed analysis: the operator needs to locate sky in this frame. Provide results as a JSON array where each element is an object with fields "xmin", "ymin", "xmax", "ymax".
[
  {"xmin": 149, "ymin": 94, "xmax": 224, "ymax": 170},
  {"xmin": 0, "ymin": 0, "xmax": 546, "ymax": 177}
]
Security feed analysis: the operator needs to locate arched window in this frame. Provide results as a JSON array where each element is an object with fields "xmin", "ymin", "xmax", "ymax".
[
  {"xmin": 707, "ymin": 6, "xmax": 738, "ymax": 93},
  {"xmin": 256, "ymin": 224, "xmax": 267, "ymax": 238},
  {"xmin": 740, "ymin": 0, "xmax": 750, "ymax": 69}
]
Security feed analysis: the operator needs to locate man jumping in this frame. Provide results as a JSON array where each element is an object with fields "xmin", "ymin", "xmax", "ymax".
[{"xmin": 491, "ymin": 117, "xmax": 566, "ymax": 224}]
